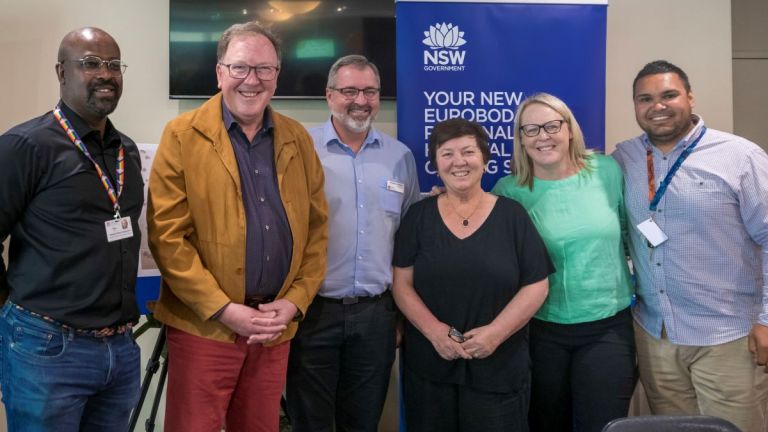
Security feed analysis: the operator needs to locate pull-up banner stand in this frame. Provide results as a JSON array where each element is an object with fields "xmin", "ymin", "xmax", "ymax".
[{"xmin": 396, "ymin": 0, "xmax": 608, "ymax": 192}]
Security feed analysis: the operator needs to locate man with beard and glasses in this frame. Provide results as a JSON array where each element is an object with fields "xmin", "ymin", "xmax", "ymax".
[
  {"xmin": 0, "ymin": 27, "xmax": 142, "ymax": 431},
  {"xmin": 286, "ymin": 55, "xmax": 421, "ymax": 432},
  {"xmin": 613, "ymin": 60, "xmax": 768, "ymax": 432},
  {"xmin": 147, "ymin": 21, "xmax": 327, "ymax": 431}
]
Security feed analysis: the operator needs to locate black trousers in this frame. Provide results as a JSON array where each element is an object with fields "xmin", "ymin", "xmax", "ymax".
[
  {"xmin": 529, "ymin": 307, "xmax": 637, "ymax": 432},
  {"xmin": 286, "ymin": 292, "xmax": 397, "ymax": 432},
  {"xmin": 402, "ymin": 366, "xmax": 530, "ymax": 432}
]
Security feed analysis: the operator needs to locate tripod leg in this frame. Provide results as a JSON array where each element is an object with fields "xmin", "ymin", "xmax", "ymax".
[
  {"xmin": 129, "ymin": 325, "xmax": 167, "ymax": 431},
  {"xmin": 145, "ymin": 354, "xmax": 168, "ymax": 432},
  {"xmin": 281, "ymin": 394, "xmax": 290, "ymax": 425}
]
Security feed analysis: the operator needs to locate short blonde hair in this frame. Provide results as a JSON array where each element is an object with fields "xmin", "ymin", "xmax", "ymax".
[{"xmin": 513, "ymin": 93, "xmax": 592, "ymax": 189}]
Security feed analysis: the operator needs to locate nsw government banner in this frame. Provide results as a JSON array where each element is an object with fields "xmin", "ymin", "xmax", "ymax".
[{"xmin": 396, "ymin": 0, "xmax": 608, "ymax": 191}]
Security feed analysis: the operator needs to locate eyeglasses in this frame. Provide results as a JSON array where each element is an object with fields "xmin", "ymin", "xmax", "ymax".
[
  {"xmin": 448, "ymin": 327, "xmax": 467, "ymax": 343},
  {"xmin": 63, "ymin": 56, "xmax": 127, "ymax": 75},
  {"xmin": 219, "ymin": 63, "xmax": 280, "ymax": 80},
  {"xmin": 520, "ymin": 119, "xmax": 566, "ymax": 137},
  {"xmin": 328, "ymin": 87, "xmax": 381, "ymax": 100}
]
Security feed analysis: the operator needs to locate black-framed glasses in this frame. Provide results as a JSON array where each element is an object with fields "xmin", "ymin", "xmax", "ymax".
[
  {"xmin": 520, "ymin": 119, "xmax": 566, "ymax": 137},
  {"xmin": 219, "ymin": 63, "xmax": 280, "ymax": 80},
  {"xmin": 63, "ymin": 56, "xmax": 127, "ymax": 75},
  {"xmin": 328, "ymin": 87, "xmax": 381, "ymax": 100}
]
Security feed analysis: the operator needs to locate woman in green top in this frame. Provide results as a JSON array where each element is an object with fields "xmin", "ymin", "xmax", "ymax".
[{"xmin": 492, "ymin": 93, "xmax": 636, "ymax": 432}]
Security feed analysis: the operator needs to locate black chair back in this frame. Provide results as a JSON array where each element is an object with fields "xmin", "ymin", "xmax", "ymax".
[{"xmin": 601, "ymin": 415, "xmax": 742, "ymax": 432}]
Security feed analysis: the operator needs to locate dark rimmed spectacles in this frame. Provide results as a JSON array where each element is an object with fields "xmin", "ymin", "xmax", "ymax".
[
  {"xmin": 520, "ymin": 119, "xmax": 566, "ymax": 137},
  {"xmin": 448, "ymin": 326, "xmax": 467, "ymax": 343},
  {"xmin": 328, "ymin": 87, "xmax": 381, "ymax": 100},
  {"xmin": 63, "ymin": 56, "xmax": 127, "ymax": 75},
  {"xmin": 219, "ymin": 63, "xmax": 280, "ymax": 80}
]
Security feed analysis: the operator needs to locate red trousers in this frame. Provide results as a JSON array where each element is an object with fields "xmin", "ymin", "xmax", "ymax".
[{"xmin": 164, "ymin": 326, "xmax": 290, "ymax": 432}]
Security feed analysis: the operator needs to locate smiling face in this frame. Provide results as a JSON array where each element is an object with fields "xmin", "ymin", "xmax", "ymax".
[
  {"xmin": 56, "ymin": 28, "xmax": 123, "ymax": 128},
  {"xmin": 216, "ymin": 34, "xmax": 279, "ymax": 129},
  {"xmin": 327, "ymin": 64, "xmax": 380, "ymax": 134},
  {"xmin": 633, "ymin": 72, "xmax": 695, "ymax": 150},
  {"xmin": 435, "ymin": 135, "xmax": 486, "ymax": 194},
  {"xmin": 519, "ymin": 103, "xmax": 572, "ymax": 177}
]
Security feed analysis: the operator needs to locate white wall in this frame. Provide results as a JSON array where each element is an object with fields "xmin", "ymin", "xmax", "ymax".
[
  {"xmin": 0, "ymin": 1, "xmax": 733, "ymax": 431},
  {"xmin": 605, "ymin": 0, "xmax": 733, "ymax": 152}
]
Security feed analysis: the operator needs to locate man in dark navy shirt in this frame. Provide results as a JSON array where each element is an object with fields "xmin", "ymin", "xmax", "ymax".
[{"xmin": 0, "ymin": 27, "xmax": 142, "ymax": 431}]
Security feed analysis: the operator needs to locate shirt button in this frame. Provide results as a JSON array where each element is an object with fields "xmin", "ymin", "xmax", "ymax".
[
  {"xmin": 266, "ymin": 255, "xmax": 270, "ymax": 261},
  {"xmin": 357, "ymin": 255, "xmax": 363, "ymax": 260},
  {"xmin": 359, "ymin": 230, "xmax": 364, "ymax": 234},
  {"xmin": 663, "ymin": 157, "xmax": 667, "ymax": 160},
  {"xmin": 265, "ymin": 225, "xmax": 270, "ymax": 230},
  {"xmin": 235, "ymin": 267, "xmax": 243, "ymax": 275},
  {"xmin": 359, "ymin": 204, "xmax": 364, "ymax": 208},
  {"xmin": 260, "ymin": 197, "xmax": 265, "ymax": 202},
  {"xmin": 659, "ymin": 290, "xmax": 665, "ymax": 293},
  {"xmin": 358, "ymin": 179, "xmax": 363, "ymax": 184},
  {"xmin": 656, "ymin": 262, "xmax": 661, "ymax": 266},
  {"xmin": 254, "ymin": 169, "xmax": 260, "ymax": 175}
]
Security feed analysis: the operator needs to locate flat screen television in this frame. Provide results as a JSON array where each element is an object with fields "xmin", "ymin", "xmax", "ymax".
[{"xmin": 169, "ymin": 0, "xmax": 396, "ymax": 99}]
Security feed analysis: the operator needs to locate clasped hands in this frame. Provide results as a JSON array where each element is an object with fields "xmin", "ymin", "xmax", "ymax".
[
  {"xmin": 429, "ymin": 322, "xmax": 501, "ymax": 361},
  {"xmin": 217, "ymin": 299, "xmax": 297, "ymax": 344}
]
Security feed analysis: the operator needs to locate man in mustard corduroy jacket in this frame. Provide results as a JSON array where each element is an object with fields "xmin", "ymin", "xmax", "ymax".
[{"xmin": 147, "ymin": 21, "xmax": 327, "ymax": 432}]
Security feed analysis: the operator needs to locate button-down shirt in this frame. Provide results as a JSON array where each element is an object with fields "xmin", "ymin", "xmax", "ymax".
[
  {"xmin": 223, "ymin": 103, "xmax": 292, "ymax": 297},
  {"xmin": 0, "ymin": 102, "xmax": 143, "ymax": 328},
  {"xmin": 613, "ymin": 116, "xmax": 768, "ymax": 346},
  {"xmin": 311, "ymin": 119, "xmax": 420, "ymax": 298}
]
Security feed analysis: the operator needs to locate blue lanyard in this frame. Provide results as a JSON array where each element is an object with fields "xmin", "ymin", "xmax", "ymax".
[{"xmin": 647, "ymin": 126, "xmax": 707, "ymax": 211}]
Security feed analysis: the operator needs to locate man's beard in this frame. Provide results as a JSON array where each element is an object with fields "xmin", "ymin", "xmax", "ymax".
[
  {"xmin": 332, "ymin": 104, "xmax": 375, "ymax": 134},
  {"xmin": 86, "ymin": 79, "xmax": 120, "ymax": 118}
]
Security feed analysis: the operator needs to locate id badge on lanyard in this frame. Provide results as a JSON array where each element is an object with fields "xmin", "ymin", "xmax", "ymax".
[
  {"xmin": 636, "ymin": 127, "xmax": 707, "ymax": 248},
  {"xmin": 53, "ymin": 106, "xmax": 133, "ymax": 242}
]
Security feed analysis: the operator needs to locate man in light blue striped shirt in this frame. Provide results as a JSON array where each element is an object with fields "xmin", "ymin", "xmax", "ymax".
[
  {"xmin": 286, "ymin": 55, "xmax": 421, "ymax": 432},
  {"xmin": 613, "ymin": 60, "xmax": 768, "ymax": 432}
]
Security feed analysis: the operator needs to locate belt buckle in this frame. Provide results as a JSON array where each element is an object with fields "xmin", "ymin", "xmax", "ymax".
[
  {"xmin": 245, "ymin": 295, "xmax": 275, "ymax": 308},
  {"xmin": 342, "ymin": 297, "xmax": 359, "ymax": 305}
]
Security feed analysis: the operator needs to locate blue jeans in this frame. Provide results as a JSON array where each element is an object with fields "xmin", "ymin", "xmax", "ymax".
[{"xmin": 0, "ymin": 302, "xmax": 140, "ymax": 432}]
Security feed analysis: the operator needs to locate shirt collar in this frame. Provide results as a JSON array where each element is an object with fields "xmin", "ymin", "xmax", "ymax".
[
  {"xmin": 221, "ymin": 100, "xmax": 274, "ymax": 134},
  {"xmin": 642, "ymin": 114, "xmax": 704, "ymax": 152},
  {"xmin": 58, "ymin": 101, "xmax": 120, "ymax": 148},
  {"xmin": 321, "ymin": 117, "xmax": 381, "ymax": 151}
]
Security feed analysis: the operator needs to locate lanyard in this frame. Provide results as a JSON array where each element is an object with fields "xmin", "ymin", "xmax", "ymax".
[
  {"xmin": 646, "ymin": 126, "xmax": 707, "ymax": 211},
  {"xmin": 53, "ymin": 107, "xmax": 125, "ymax": 218}
]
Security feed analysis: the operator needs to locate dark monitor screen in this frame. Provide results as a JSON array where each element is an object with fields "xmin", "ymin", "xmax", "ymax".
[{"xmin": 169, "ymin": 0, "xmax": 396, "ymax": 99}]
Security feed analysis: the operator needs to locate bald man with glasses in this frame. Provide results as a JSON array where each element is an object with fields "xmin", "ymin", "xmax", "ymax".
[{"xmin": 0, "ymin": 27, "xmax": 142, "ymax": 431}]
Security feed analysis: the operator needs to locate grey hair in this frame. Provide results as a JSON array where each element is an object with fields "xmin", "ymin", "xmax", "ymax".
[{"xmin": 326, "ymin": 55, "xmax": 381, "ymax": 89}]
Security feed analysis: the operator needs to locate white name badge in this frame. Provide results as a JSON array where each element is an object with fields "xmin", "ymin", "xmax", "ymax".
[
  {"xmin": 105, "ymin": 216, "xmax": 134, "ymax": 242},
  {"xmin": 636, "ymin": 218, "xmax": 668, "ymax": 247},
  {"xmin": 386, "ymin": 180, "xmax": 405, "ymax": 194}
]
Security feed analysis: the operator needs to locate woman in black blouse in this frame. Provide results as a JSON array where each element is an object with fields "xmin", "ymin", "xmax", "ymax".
[{"xmin": 393, "ymin": 118, "xmax": 554, "ymax": 432}]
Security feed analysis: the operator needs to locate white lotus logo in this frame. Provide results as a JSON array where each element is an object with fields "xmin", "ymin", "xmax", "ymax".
[{"xmin": 423, "ymin": 23, "xmax": 466, "ymax": 49}]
